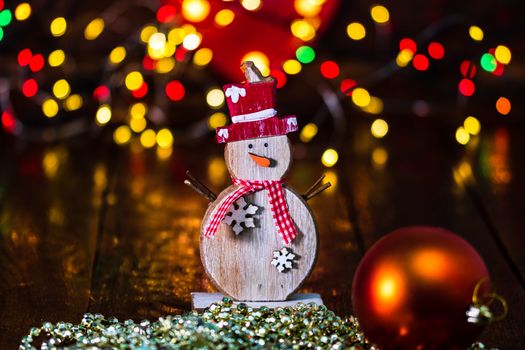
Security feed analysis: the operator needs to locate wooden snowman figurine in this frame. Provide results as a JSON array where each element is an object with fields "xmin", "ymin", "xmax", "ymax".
[{"xmin": 187, "ymin": 62, "xmax": 330, "ymax": 302}]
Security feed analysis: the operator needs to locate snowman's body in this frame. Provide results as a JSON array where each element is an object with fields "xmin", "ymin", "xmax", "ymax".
[{"xmin": 200, "ymin": 136, "xmax": 318, "ymax": 301}]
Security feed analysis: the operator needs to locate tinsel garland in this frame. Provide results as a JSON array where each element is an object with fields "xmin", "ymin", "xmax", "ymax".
[{"xmin": 20, "ymin": 298, "xmax": 493, "ymax": 349}]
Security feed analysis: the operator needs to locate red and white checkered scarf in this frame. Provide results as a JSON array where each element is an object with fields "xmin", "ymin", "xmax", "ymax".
[{"xmin": 204, "ymin": 178, "xmax": 298, "ymax": 244}]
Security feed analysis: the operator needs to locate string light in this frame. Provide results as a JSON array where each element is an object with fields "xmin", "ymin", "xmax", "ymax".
[
  {"xmin": 113, "ymin": 125, "xmax": 132, "ymax": 145},
  {"xmin": 140, "ymin": 25, "xmax": 157, "ymax": 43},
  {"xmin": 464, "ymin": 116, "xmax": 481, "ymax": 135},
  {"xmin": 96, "ymin": 105, "xmax": 112, "ymax": 125},
  {"xmin": 372, "ymin": 147, "xmax": 388, "ymax": 166},
  {"xmin": 22, "ymin": 79, "xmax": 38, "ymax": 97},
  {"xmin": 109, "ymin": 46, "xmax": 126, "ymax": 64},
  {"xmin": 321, "ymin": 148, "xmax": 339, "ymax": 167},
  {"xmin": 494, "ymin": 45, "xmax": 511, "ymax": 65},
  {"xmin": 193, "ymin": 48, "xmax": 213, "ymax": 66},
  {"xmin": 427, "ymin": 42, "xmax": 445, "ymax": 59},
  {"xmin": 156, "ymin": 128, "xmax": 174, "ymax": 148},
  {"xmin": 156, "ymin": 5, "xmax": 177, "ymax": 23},
  {"xmin": 131, "ymin": 82, "xmax": 148, "ymax": 98},
  {"xmin": 182, "ymin": 0, "xmax": 210, "ymax": 22},
  {"xmin": 370, "ymin": 5, "xmax": 390, "ymax": 24},
  {"xmin": 0, "ymin": 8, "xmax": 12, "ymax": 27},
  {"xmin": 351, "ymin": 88, "xmax": 371, "ymax": 107},
  {"xmin": 283, "ymin": 59, "xmax": 302, "ymax": 75},
  {"xmin": 14, "ymin": 3, "xmax": 31, "ymax": 21},
  {"xmin": 215, "ymin": 9, "xmax": 235, "ymax": 27},
  {"xmin": 84, "ymin": 18, "xmax": 104, "ymax": 40},
  {"xmin": 18, "ymin": 48, "xmax": 32, "ymax": 66},
  {"xmin": 156, "ymin": 58, "xmax": 176, "ymax": 74},
  {"xmin": 296, "ymin": 46, "xmax": 315, "ymax": 64},
  {"xmin": 412, "ymin": 54, "xmax": 429, "ymax": 71},
  {"xmin": 206, "ymin": 88, "xmax": 225, "ymax": 108},
  {"xmin": 300, "ymin": 123, "xmax": 318, "ymax": 143},
  {"xmin": 125, "ymin": 71, "xmax": 144, "ymax": 91},
  {"xmin": 42, "ymin": 99, "xmax": 59, "ymax": 118},
  {"xmin": 495, "ymin": 97, "xmax": 511, "ymax": 115},
  {"xmin": 52, "ymin": 79, "xmax": 71, "ymax": 100},
  {"xmin": 130, "ymin": 117, "xmax": 147, "ymax": 133},
  {"xmin": 468, "ymin": 25, "xmax": 484, "ymax": 41},
  {"xmin": 48, "ymin": 49, "xmax": 66, "ymax": 67},
  {"xmin": 183, "ymin": 33, "xmax": 202, "ymax": 50},
  {"xmin": 130, "ymin": 103, "xmax": 147, "ymax": 118},
  {"xmin": 346, "ymin": 22, "xmax": 366, "ymax": 40},
  {"xmin": 64, "ymin": 94, "xmax": 83, "ymax": 111},
  {"xmin": 291, "ymin": 19, "xmax": 316, "ymax": 41},
  {"xmin": 480, "ymin": 53, "xmax": 497, "ymax": 72},
  {"xmin": 320, "ymin": 60, "xmax": 339, "ymax": 79},
  {"xmin": 50, "ymin": 17, "xmax": 67, "ymax": 37},
  {"xmin": 362, "ymin": 96, "xmax": 384, "ymax": 114},
  {"xmin": 371, "ymin": 119, "xmax": 388, "ymax": 138},
  {"xmin": 140, "ymin": 129, "xmax": 157, "ymax": 148},
  {"xmin": 271, "ymin": 69, "xmax": 287, "ymax": 88},
  {"xmin": 340, "ymin": 79, "xmax": 357, "ymax": 96},
  {"xmin": 460, "ymin": 60, "xmax": 476, "ymax": 78},
  {"xmin": 458, "ymin": 78, "xmax": 475, "ymax": 96},
  {"xmin": 208, "ymin": 112, "xmax": 227, "ymax": 129},
  {"xmin": 241, "ymin": 0, "xmax": 262, "ymax": 11},
  {"xmin": 455, "ymin": 127, "xmax": 470, "ymax": 145},
  {"xmin": 396, "ymin": 49, "xmax": 413, "ymax": 67},
  {"xmin": 166, "ymin": 81, "xmax": 185, "ymax": 101},
  {"xmin": 399, "ymin": 38, "xmax": 417, "ymax": 54},
  {"xmin": 241, "ymin": 51, "xmax": 270, "ymax": 76},
  {"xmin": 29, "ymin": 54, "xmax": 44, "ymax": 72},
  {"xmin": 294, "ymin": 0, "xmax": 322, "ymax": 17}
]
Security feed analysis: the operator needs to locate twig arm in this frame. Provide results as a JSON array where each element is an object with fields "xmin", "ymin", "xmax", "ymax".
[{"xmin": 185, "ymin": 171, "xmax": 217, "ymax": 202}]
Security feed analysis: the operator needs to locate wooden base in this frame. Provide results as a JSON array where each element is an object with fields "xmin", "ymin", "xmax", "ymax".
[{"xmin": 191, "ymin": 292, "xmax": 323, "ymax": 310}]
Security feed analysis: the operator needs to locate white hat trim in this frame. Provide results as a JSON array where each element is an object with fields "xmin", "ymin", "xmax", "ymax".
[{"xmin": 231, "ymin": 108, "xmax": 277, "ymax": 123}]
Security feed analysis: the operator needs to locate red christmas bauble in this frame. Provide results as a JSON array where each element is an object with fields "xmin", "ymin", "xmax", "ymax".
[{"xmin": 352, "ymin": 226, "xmax": 489, "ymax": 350}]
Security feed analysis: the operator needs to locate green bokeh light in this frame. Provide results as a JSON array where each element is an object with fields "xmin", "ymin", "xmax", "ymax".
[
  {"xmin": 480, "ymin": 53, "xmax": 497, "ymax": 72},
  {"xmin": 0, "ymin": 28, "xmax": 3, "ymax": 41},
  {"xmin": 296, "ymin": 46, "xmax": 316, "ymax": 64},
  {"xmin": 0, "ymin": 9, "xmax": 12, "ymax": 27}
]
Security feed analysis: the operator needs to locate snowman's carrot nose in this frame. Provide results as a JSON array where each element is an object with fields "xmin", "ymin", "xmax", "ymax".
[{"xmin": 249, "ymin": 152, "xmax": 271, "ymax": 167}]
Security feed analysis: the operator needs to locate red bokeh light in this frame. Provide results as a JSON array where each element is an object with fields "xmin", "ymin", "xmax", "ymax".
[
  {"xmin": 427, "ymin": 42, "xmax": 445, "ymax": 59},
  {"xmin": 340, "ymin": 78, "xmax": 357, "ymax": 96},
  {"xmin": 458, "ymin": 78, "xmax": 475, "ymax": 96},
  {"xmin": 142, "ymin": 56, "xmax": 156, "ymax": 71},
  {"xmin": 93, "ymin": 85, "xmax": 110, "ymax": 102},
  {"xmin": 460, "ymin": 60, "xmax": 476, "ymax": 78},
  {"xmin": 2, "ymin": 111, "xmax": 16, "ymax": 133},
  {"xmin": 320, "ymin": 60, "xmax": 339, "ymax": 79},
  {"xmin": 18, "ymin": 49, "xmax": 32, "ymax": 66},
  {"xmin": 131, "ymin": 81, "xmax": 148, "ymax": 98},
  {"xmin": 166, "ymin": 80, "xmax": 185, "ymax": 101},
  {"xmin": 399, "ymin": 38, "xmax": 417, "ymax": 54},
  {"xmin": 157, "ymin": 5, "xmax": 177, "ymax": 23},
  {"xmin": 412, "ymin": 54, "xmax": 429, "ymax": 71},
  {"xmin": 270, "ymin": 69, "xmax": 287, "ymax": 88},
  {"xmin": 22, "ymin": 79, "xmax": 38, "ymax": 97},
  {"xmin": 175, "ymin": 48, "xmax": 187, "ymax": 62},
  {"xmin": 29, "ymin": 54, "xmax": 45, "ymax": 72},
  {"xmin": 492, "ymin": 63, "xmax": 504, "ymax": 76}
]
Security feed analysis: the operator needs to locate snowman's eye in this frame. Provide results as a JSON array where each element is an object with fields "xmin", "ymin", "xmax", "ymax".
[
  {"xmin": 264, "ymin": 143, "xmax": 268, "ymax": 147},
  {"xmin": 248, "ymin": 144, "xmax": 253, "ymax": 149}
]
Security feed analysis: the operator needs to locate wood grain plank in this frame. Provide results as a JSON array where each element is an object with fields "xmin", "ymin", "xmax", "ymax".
[
  {"xmin": 0, "ymin": 136, "xmax": 109, "ymax": 349},
  {"xmin": 341, "ymin": 121, "xmax": 525, "ymax": 349}
]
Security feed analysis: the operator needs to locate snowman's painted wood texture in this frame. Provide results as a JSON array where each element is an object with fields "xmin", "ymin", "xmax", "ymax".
[
  {"xmin": 200, "ymin": 134, "xmax": 319, "ymax": 301},
  {"xmin": 191, "ymin": 292, "xmax": 323, "ymax": 311}
]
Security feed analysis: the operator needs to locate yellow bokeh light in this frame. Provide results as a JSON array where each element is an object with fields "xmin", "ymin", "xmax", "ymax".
[
  {"xmin": 300, "ymin": 123, "xmax": 318, "ymax": 143},
  {"xmin": 291, "ymin": 19, "xmax": 316, "ymax": 41},
  {"xmin": 241, "ymin": 51, "xmax": 270, "ymax": 76},
  {"xmin": 15, "ymin": 3, "xmax": 32, "ymax": 21},
  {"xmin": 351, "ymin": 88, "xmax": 371, "ymax": 107},
  {"xmin": 156, "ymin": 128, "xmax": 174, "ymax": 148},
  {"xmin": 182, "ymin": 0, "xmax": 211, "ymax": 22},
  {"xmin": 130, "ymin": 103, "xmax": 147, "ymax": 118},
  {"xmin": 140, "ymin": 25, "xmax": 158, "ymax": 43},
  {"xmin": 208, "ymin": 156, "xmax": 227, "ymax": 187},
  {"xmin": 396, "ymin": 49, "xmax": 414, "ymax": 67},
  {"xmin": 346, "ymin": 22, "xmax": 366, "ymax": 40},
  {"xmin": 455, "ymin": 127, "xmax": 470, "ymax": 145},
  {"xmin": 370, "ymin": 5, "xmax": 390, "ymax": 24},
  {"xmin": 241, "ymin": 0, "xmax": 262, "ymax": 11},
  {"xmin": 168, "ymin": 28, "xmax": 185, "ymax": 45},
  {"xmin": 494, "ymin": 45, "xmax": 511, "ymax": 65},
  {"xmin": 125, "ymin": 71, "xmax": 144, "ymax": 91},
  {"xmin": 52, "ymin": 79, "xmax": 71, "ymax": 100},
  {"xmin": 113, "ymin": 125, "xmax": 132, "ymax": 145},
  {"xmin": 183, "ymin": 33, "xmax": 202, "ymax": 50},
  {"xmin": 321, "ymin": 148, "xmax": 339, "ymax": 167},
  {"xmin": 157, "ymin": 147, "xmax": 173, "ymax": 160},
  {"xmin": 148, "ymin": 32, "xmax": 166, "ymax": 50},
  {"xmin": 294, "ymin": 0, "xmax": 322, "ymax": 17},
  {"xmin": 48, "ymin": 49, "xmax": 66, "ymax": 67},
  {"xmin": 140, "ymin": 129, "xmax": 157, "ymax": 148},
  {"xmin": 109, "ymin": 46, "xmax": 127, "ymax": 64},
  {"xmin": 372, "ymin": 147, "xmax": 388, "ymax": 166},
  {"xmin": 96, "ymin": 105, "xmax": 112, "ymax": 125},
  {"xmin": 156, "ymin": 57, "xmax": 176, "ymax": 74},
  {"xmin": 64, "ymin": 94, "xmax": 83, "ymax": 111},
  {"xmin": 468, "ymin": 25, "xmax": 483, "ymax": 41},
  {"xmin": 50, "ymin": 17, "xmax": 67, "ymax": 37},
  {"xmin": 42, "ymin": 99, "xmax": 59, "ymax": 118},
  {"xmin": 130, "ymin": 117, "xmax": 147, "ymax": 133},
  {"xmin": 362, "ymin": 96, "xmax": 383, "ymax": 114},
  {"xmin": 84, "ymin": 18, "xmax": 105, "ymax": 40},
  {"xmin": 371, "ymin": 119, "xmax": 389, "ymax": 138},
  {"xmin": 215, "ymin": 9, "xmax": 235, "ymax": 27},
  {"xmin": 282, "ymin": 59, "xmax": 302, "ymax": 75},
  {"xmin": 193, "ymin": 48, "xmax": 213, "ymax": 67},
  {"xmin": 208, "ymin": 112, "xmax": 227, "ymax": 129},
  {"xmin": 464, "ymin": 116, "xmax": 481, "ymax": 135},
  {"xmin": 206, "ymin": 88, "xmax": 225, "ymax": 108}
]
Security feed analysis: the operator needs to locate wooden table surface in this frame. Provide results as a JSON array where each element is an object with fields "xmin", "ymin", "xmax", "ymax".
[{"xmin": 0, "ymin": 120, "xmax": 524, "ymax": 349}]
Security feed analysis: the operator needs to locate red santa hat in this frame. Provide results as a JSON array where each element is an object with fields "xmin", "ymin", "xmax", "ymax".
[{"xmin": 215, "ymin": 63, "xmax": 298, "ymax": 144}]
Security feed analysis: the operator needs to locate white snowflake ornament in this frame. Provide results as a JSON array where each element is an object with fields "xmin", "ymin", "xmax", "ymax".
[
  {"xmin": 271, "ymin": 247, "xmax": 296, "ymax": 273},
  {"xmin": 222, "ymin": 196, "xmax": 260, "ymax": 235}
]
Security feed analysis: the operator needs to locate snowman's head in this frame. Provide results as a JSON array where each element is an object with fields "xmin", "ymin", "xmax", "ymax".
[{"xmin": 225, "ymin": 135, "xmax": 291, "ymax": 181}]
